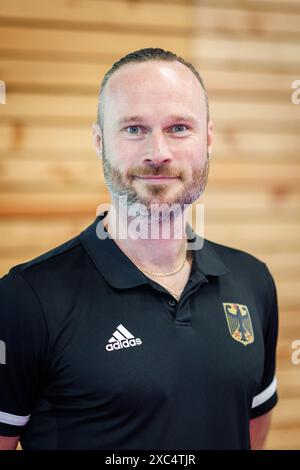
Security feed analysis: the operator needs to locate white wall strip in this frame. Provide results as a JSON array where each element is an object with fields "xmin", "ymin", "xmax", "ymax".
[
  {"xmin": 0, "ymin": 410, "xmax": 30, "ymax": 426},
  {"xmin": 252, "ymin": 376, "xmax": 277, "ymax": 409}
]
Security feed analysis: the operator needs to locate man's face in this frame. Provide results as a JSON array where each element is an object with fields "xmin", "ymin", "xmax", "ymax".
[{"xmin": 96, "ymin": 60, "xmax": 212, "ymax": 218}]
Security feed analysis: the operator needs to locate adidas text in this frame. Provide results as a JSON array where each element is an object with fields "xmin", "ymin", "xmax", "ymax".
[{"xmin": 106, "ymin": 337, "xmax": 142, "ymax": 351}]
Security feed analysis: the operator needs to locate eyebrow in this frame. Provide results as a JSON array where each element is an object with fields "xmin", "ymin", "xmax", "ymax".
[{"xmin": 117, "ymin": 114, "xmax": 198, "ymax": 126}]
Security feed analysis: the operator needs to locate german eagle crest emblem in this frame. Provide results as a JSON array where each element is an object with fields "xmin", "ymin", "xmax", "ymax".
[{"xmin": 223, "ymin": 303, "xmax": 254, "ymax": 346}]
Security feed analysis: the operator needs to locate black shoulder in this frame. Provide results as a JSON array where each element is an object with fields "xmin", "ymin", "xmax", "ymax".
[
  {"xmin": 204, "ymin": 238, "xmax": 275, "ymax": 304},
  {"xmin": 6, "ymin": 234, "xmax": 82, "ymax": 278},
  {"xmin": 205, "ymin": 238, "xmax": 267, "ymax": 271}
]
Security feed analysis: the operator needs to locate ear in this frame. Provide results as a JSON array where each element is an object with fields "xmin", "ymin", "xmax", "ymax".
[
  {"xmin": 92, "ymin": 122, "xmax": 103, "ymax": 159},
  {"xmin": 207, "ymin": 119, "xmax": 213, "ymax": 158}
]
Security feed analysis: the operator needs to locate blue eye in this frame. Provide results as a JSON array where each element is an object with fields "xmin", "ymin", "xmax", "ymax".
[
  {"xmin": 125, "ymin": 126, "xmax": 141, "ymax": 135},
  {"xmin": 124, "ymin": 124, "xmax": 189, "ymax": 135},
  {"xmin": 171, "ymin": 124, "xmax": 188, "ymax": 132}
]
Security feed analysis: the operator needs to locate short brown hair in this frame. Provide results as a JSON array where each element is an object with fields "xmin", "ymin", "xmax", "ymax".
[{"xmin": 97, "ymin": 47, "xmax": 209, "ymax": 130}]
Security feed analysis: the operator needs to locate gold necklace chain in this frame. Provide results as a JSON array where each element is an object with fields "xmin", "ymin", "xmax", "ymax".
[
  {"xmin": 129, "ymin": 255, "xmax": 188, "ymax": 301},
  {"xmin": 136, "ymin": 250, "xmax": 187, "ymax": 277},
  {"xmin": 103, "ymin": 219, "xmax": 188, "ymax": 277},
  {"xmin": 143, "ymin": 252, "xmax": 193, "ymax": 301},
  {"xmin": 152, "ymin": 279, "xmax": 182, "ymax": 300},
  {"xmin": 103, "ymin": 218, "xmax": 188, "ymax": 300}
]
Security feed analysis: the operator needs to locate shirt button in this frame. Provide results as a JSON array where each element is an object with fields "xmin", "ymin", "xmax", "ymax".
[{"xmin": 168, "ymin": 298, "xmax": 177, "ymax": 307}]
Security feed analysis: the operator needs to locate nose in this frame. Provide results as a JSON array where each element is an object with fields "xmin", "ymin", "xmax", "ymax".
[{"xmin": 143, "ymin": 130, "xmax": 173, "ymax": 167}]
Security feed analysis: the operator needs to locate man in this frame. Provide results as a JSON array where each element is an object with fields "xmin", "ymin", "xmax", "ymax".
[{"xmin": 0, "ymin": 48, "xmax": 278, "ymax": 450}]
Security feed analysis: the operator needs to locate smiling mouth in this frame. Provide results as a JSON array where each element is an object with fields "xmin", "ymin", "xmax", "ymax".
[{"xmin": 135, "ymin": 176, "xmax": 179, "ymax": 183}]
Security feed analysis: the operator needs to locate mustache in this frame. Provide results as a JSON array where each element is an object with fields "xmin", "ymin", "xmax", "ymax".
[{"xmin": 127, "ymin": 166, "xmax": 185, "ymax": 179}]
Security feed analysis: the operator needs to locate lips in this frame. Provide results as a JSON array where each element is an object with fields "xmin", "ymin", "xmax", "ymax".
[{"xmin": 135, "ymin": 176, "xmax": 178, "ymax": 180}]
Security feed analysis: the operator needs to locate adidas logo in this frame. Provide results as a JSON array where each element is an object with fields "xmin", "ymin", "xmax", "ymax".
[{"xmin": 106, "ymin": 324, "xmax": 142, "ymax": 352}]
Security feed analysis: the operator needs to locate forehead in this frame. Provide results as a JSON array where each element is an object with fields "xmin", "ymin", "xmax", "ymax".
[{"xmin": 104, "ymin": 60, "xmax": 206, "ymax": 118}]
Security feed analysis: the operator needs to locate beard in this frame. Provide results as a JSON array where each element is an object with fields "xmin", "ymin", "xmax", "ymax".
[{"xmin": 101, "ymin": 137, "xmax": 210, "ymax": 224}]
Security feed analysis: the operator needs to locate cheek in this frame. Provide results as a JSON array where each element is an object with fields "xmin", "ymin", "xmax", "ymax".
[
  {"xmin": 109, "ymin": 138, "xmax": 140, "ymax": 165},
  {"xmin": 190, "ymin": 140, "xmax": 208, "ymax": 164},
  {"xmin": 175, "ymin": 135, "xmax": 206, "ymax": 155},
  {"xmin": 176, "ymin": 142, "xmax": 206, "ymax": 167}
]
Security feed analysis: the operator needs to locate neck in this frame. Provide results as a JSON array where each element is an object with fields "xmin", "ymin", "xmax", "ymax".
[{"xmin": 102, "ymin": 202, "xmax": 189, "ymax": 273}]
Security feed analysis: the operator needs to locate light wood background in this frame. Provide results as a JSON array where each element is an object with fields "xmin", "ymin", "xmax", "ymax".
[{"xmin": 0, "ymin": 0, "xmax": 299, "ymax": 450}]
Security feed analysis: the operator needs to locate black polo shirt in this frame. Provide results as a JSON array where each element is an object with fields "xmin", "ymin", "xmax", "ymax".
[{"xmin": 0, "ymin": 212, "xmax": 279, "ymax": 449}]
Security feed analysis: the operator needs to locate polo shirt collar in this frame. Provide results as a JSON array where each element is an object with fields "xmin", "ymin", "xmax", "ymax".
[{"xmin": 80, "ymin": 211, "xmax": 230, "ymax": 289}]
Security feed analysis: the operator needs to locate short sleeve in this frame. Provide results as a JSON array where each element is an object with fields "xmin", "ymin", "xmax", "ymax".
[
  {"xmin": 251, "ymin": 265, "xmax": 279, "ymax": 419},
  {"xmin": 0, "ymin": 269, "xmax": 49, "ymax": 436}
]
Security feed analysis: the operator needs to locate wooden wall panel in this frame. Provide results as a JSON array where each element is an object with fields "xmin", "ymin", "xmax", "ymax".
[
  {"xmin": 0, "ymin": 26, "xmax": 188, "ymax": 56},
  {"xmin": 0, "ymin": 0, "xmax": 299, "ymax": 450},
  {"xmin": 0, "ymin": 0, "xmax": 189, "ymax": 29}
]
